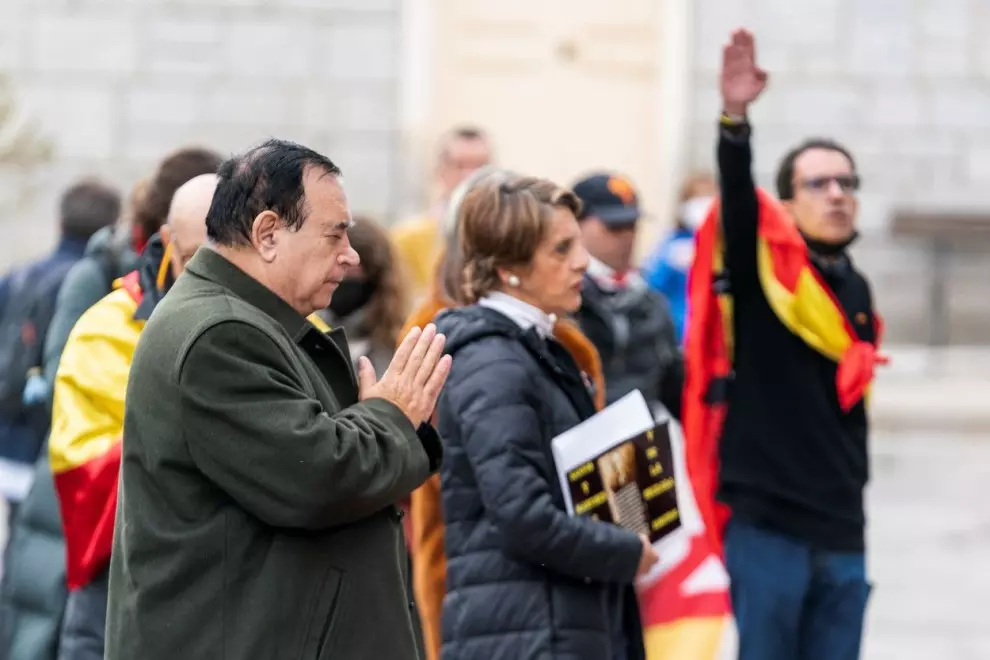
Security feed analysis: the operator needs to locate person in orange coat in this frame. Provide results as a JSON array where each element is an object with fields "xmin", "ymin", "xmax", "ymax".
[{"xmin": 401, "ymin": 168, "xmax": 608, "ymax": 660}]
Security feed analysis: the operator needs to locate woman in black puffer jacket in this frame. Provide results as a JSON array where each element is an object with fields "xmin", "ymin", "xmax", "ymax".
[{"xmin": 434, "ymin": 172, "xmax": 657, "ymax": 660}]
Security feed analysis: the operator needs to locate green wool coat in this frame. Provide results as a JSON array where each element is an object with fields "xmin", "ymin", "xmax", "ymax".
[{"xmin": 105, "ymin": 247, "xmax": 440, "ymax": 660}]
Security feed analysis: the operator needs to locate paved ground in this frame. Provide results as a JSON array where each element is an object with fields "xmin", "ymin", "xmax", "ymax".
[
  {"xmin": 715, "ymin": 429, "xmax": 990, "ymax": 659},
  {"xmin": 862, "ymin": 430, "xmax": 990, "ymax": 659},
  {"xmin": 869, "ymin": 346, "xmax": 990, "ymax": 434},
  {"xmin": 2, "ymin": 431, "xmax": 987, "ymax": 658}
]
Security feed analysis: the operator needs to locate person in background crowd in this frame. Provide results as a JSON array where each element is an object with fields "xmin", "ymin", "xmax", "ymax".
[
  {"xmin": 401, "ymin": 166, "xmax": 609, "ymax": 660},
  {"xmin": 0, "ymin": 149, "xmax": 220, "ymax": 660},
  {"xmin": 105, "ymin": 139, "xmax": 449, "ymax": 660},
  {"xmin": 0, "ymin": 179, "xmax": 120, "ymax": 532},
  {"xmin": 684, "ymin": 29, "xmax": 885, "ymax": 660},
  {"xmin": 433, "ymin": 174, "xmax": 657, "ymax": 660},
  {"xmin": 571, "ymin": 172, "xmax": 684, "ymax": 419},
  {"xmin": 48, "ymin": 174, "xmax": 217, "ymax": 660},
  {"xmin": 42, "ymin": 147, "xmax": 222, "ymax": 402},
  {"xmin": 316, "ymin": 216, "xmax": 410, "ymax": 376},
  {"xmin": 0, "ymin": 179, "xmax": 140, "ymax": 660},
  {"xmin": 641, "ymin": 172, "xmax": 718, "ymax": 342},
  {"xmin": 392, "ymin": 126, "xmax": 492, "ymax": 300}
]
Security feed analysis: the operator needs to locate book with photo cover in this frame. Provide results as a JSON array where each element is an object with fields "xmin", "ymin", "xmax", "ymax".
[
  {"xmin": 563, "ymin": 422, "xmax": 681, "ymax": 544},
  {"xmin": 551, "ymin": 390, "xmax": 689, "ymax": 546}
]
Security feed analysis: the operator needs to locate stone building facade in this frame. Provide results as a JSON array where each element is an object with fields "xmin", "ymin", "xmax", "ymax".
[
  {"xmin": 0, "ymin": 0, "xmax": 406, "ymax": 267},
  {"xmin": 0, "ymin": 0, "xmax": 987, "ymax": 341}
]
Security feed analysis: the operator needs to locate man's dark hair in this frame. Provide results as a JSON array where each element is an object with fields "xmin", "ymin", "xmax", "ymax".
[
  {"xmin": 450, "ymin": 126, "xmax": 485, "ymax": 141},
  {"xmin": 133, "ymin": 146, "xmax": 223, "ymax": 242},
  {"xmin": 775, "ymin": 138, "xmax": 857, "ymax": 200},
  {"xmin": 437, "ymin": 125, "xmax": 488, "ymax": 160},
  {"xmin": 59, "ymin": 178, "xmax": 122, "ymax": 240},
  {"xmin": 206, "ymin": 138, "xmax": 343, "ymax": 246}
]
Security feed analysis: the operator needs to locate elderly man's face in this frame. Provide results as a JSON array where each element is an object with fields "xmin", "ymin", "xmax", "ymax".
[{"xmin": 269, "ymin": 168, "xmax": 359, "ymax": 316}]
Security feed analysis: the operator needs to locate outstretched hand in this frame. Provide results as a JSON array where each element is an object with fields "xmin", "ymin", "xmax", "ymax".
[
  {"xmin": 358, "ymin": 324, "xmax": 452, "ymax": 427},
  {"xmin": 720, "ymin": 28, "xmax": 768, "ymax": 116}
]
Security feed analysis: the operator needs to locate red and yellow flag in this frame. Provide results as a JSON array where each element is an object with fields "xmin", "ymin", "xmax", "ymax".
[
  {"xmin": 50, "ymin": 278, "xmax": 144, "ymax": 590},
  {"xmin": 638, "ymin": 420, "xmax": 732, "ymax": 659}
]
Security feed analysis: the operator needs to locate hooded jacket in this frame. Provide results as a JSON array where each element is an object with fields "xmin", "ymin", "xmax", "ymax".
[
  {"xmin": 402, "ymin": 256, "xmax": 608, "ymax": 660},
  {"xmin": 433, "ymin": 303, "xmax": 644, "ymax": 660}
]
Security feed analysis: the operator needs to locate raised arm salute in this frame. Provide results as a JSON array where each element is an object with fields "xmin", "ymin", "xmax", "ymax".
[
  {"xmin": 683, "ymin": 28, "xmax": 886, "ymax": 660},
  {"xmin": 716, "ymin": 29, "xmax": 767, "ymax": 287}
]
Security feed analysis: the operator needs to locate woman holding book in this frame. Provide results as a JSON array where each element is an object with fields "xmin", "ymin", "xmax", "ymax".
[{"xmin": 433, "ymin": 173, "xmax": 659, "ymax": 660}]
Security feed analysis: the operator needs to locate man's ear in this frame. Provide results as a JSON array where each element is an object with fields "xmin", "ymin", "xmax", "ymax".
[
  {"xmin": 251, "ymin": 210, "xmax": 281, "ymax": 262},
  {"xmin": 159, "ymin": 223, "xmax": 171, "ymax": 246}
]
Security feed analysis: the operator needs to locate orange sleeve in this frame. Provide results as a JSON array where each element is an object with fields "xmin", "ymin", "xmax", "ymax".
[
  {"xmin": 554, "ymin": 321, "xmax": 607, "ymax": 411},
  {"xmin": 410, "ymin": 474, "xmax": 446, "ymax": 660}
]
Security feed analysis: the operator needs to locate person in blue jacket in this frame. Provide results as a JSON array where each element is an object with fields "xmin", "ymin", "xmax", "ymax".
[{"xmin": 641, "ymin": 173, "xmax": 717, "ymax": 343}]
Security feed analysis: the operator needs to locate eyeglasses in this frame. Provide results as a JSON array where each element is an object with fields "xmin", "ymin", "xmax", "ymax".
[{"xmin": 798, "ymin": 174, "xmax": 861, "ymax": 194}]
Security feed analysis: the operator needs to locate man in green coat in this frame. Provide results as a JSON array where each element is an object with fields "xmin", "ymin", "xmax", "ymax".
[{"xmin": 105, "ymin": 139, "xmax": 451, "ymax": 660}]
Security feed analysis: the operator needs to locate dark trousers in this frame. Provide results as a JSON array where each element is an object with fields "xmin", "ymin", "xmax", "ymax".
[{"xmin": 725, "ymin": 518, "xmax": 871, "ymax": 660}]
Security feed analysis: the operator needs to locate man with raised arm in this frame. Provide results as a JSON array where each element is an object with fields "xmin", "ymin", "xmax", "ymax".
[{"xmin": 683, "ymin": 29, "xmax": 886, "ymax": 660}]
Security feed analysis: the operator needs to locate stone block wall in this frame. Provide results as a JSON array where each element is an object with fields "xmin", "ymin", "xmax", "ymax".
[
  {"xmin": 687, "ymin": 0, "xmax": 990, "ymax": 344},
  {"xmin": 0, "ymin": 0, "xmax": 403, "ymax": 268}
]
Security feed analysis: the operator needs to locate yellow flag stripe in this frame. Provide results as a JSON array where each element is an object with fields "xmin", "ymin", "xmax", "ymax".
[
  {"xmin": 644, "ymin": 617, "xmax": 729, "ymax": 660},
  {"xmin": 50, "ymin": 290, "xmax": 141, "ymax": 474},
  {"xmin": 756, "ymin": 239, "xmax": 852, "ymax": 362}
]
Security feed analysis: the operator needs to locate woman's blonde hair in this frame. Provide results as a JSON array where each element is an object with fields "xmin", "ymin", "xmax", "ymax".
[
  {"xmin": 678, "ymin": 171, "xmax": 717, "ymax": 204},
  {"xmin": 348, "ymin": 216, "xmax": 410, "ymax": 349},
  {"xmin": 457, "ymin": 175, "xmax": 582, "ymax": 304}
]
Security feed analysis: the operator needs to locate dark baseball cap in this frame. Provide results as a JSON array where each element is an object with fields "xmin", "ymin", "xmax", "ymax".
[{"xmin": 571, "ymin": 173, "xmax": 641, "ymax": 225}]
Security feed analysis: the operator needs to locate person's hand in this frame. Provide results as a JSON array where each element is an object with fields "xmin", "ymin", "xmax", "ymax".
[
  {"xmin": 720, "ymin": 28, "xmax": 768, "ymax": 117},
  {"xmin": 358, "ymin": 324, "xmax": 452, "ymax": 427},
  {"xmin": 636, "ymin": 534, "xmax": 660, "ymax": 577},
  {"xmin": 21, "ymin": 370, "xmax": 48, "ymax": 407}
]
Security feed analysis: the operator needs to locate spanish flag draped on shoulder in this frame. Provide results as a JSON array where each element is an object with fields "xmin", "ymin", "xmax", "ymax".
[
  {"xmin": 49, "ymin": 271, "xmax": 147, "ymax": 590},
  {"xmin": 682, "ymin": 188, "xmax": 886, "ymax": 562},
  {"xmin": 50, "ymin": 237, "xmax": 333, "ymax": 591}
]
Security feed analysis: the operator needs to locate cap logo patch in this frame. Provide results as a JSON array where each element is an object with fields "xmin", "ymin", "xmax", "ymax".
[{"xmin": 607, "ymin": 176, "xmax": 636, "ymax": 205}]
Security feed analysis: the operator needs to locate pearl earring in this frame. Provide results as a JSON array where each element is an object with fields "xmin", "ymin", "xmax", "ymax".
[{"xmin": 507, "ymin": 274, "xmax": 520, "ymax": 287}]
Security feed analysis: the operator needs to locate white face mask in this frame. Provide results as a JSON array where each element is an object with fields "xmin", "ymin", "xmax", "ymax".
[{"xmin": 679, "ymin": 195, "xmax": 715, "ymax": 230}]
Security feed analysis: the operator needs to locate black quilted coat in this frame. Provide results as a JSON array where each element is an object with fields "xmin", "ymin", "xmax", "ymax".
[{"xmin": 434, "ymin": 305, "xmax": 647, "ymax": 660}]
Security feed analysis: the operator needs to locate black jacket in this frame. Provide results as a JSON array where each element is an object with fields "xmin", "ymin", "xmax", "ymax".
[
  {"xmin": 576, "ymin": 277, "xmax": 683, "ymax": 418},
  {"xmin": 434, "ymin": 305, "xmax": 645, "ymax": 660},
  {"xmin": 716, "ymin": 125, "xmax": 877, "ymax": 551}
]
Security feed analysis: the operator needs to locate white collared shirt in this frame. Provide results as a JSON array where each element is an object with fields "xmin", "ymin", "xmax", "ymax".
[{"xmin": 479, "ymin": 291, "xmax": 556, "ymax": 338}]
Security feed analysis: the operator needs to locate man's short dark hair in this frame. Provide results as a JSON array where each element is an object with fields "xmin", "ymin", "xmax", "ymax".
[
  {"xmin": 134, "ymin": 146, "xmax": 223, "ymax": 241},
  {"xmin": 437, "ymin": 125, "xmax": 488, "ymax": 161},
  {"xmin": 449, "ymin": 126, "xmax": 485, "ymax": 141},
  {"xmin": 775, "ymin": 138, "xmax": 857, "ymax": 200},
  {"xmin": 59, "ymin": 178, "xmax": 122, "ymax": 240},
  {"xmin": 206, "ymin": 138, "xmax": 343, "ymax": 247}
]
